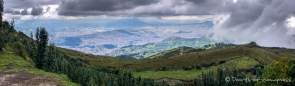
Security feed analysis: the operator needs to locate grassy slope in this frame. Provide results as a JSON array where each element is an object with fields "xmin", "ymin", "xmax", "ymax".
[
  {"xmin": 0, "ymin": 50, "xmax": 78, "ymax": 86},
  {"xmin": 133, "ymin": 56, "xmax": 260, "ymax": 80},
  {"xmin": 57, "ymin": 43, "xmax": 295, "ymax": 80},
  {"xmin": 148, "ymin": 47, "xmax": 205, "ymax": 59},
  {"xmin": 133, "ymin": 70, "xmax": 203, "ymax": 80},
  {"xmin": 58, "ymin": 44, "xmax": 293, "ymax": 70}
]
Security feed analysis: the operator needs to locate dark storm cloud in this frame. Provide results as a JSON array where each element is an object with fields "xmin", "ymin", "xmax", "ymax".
[
  {"xmin": 212, "ymin": 0, "xmax": 295, "ymax": 48},
  {"xmin": 3, "ymin": 8, "xmax": 13, "ymax": 13},
  {"xmin": 222, "ymin": 0, "xmax": 265, "ymax": 28},
  {"xmin": 31, "ymin": 7, "xmax": 43, "ymax": 16},
  {"xmin": 185, "ymin": 0, "xmax": 206, "ymax": 4},
  {"xmin": 57, "ymin": 0, "xmax": 229, "ymax": 16},
  {"xmin": 3, "ymin": 0, "xmax": 61, "ymax": 9},
  {"xmin": 222, "ymin": 0, "xmax": 295, "ymax": 29},
  {"xmin": 3, "ymin": 0, "xmax": 60, "ymax": 16},
  {"xmin": 13, "ymin": 11, "xmax": 20, "ymax": 14},
  {"xmin": 185, "ymin": 0, "xmax": 226, "ymax": 15},
  {"xmin": 58, "ymin": 0, "xmax": 160, "ymax": 16},
  {"xmin": 21, "ymin": 9, "xmax": 28, "ymax": 15}
]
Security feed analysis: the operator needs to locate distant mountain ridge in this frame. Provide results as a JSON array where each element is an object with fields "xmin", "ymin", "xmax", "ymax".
[
  {"xmin": 15, "ymin": 18, "xmax": 214, "ymax": 57},
  {"xmin": 109, "ymin": 36, "xmax": 215, "ymax": 59}
]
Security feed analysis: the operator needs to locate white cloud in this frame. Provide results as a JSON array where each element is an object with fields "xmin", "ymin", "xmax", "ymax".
[
  {"xmin": 161, "ymin": 15, "xmax": 213, "ymax": 20},
  {"xmin": 41, "ymin": 5, "xmax": 59, "ymax": 19},
  {"xmin": 286, "ymin": 16, "xmax": 295, "ymax": 28},
  {"xmin": 3, "ymin": 14, "xmax": 33, "ymax": 20},
  {"xmin": 233, "ymin": 0, "xmax": 237, "ymax": 3}
]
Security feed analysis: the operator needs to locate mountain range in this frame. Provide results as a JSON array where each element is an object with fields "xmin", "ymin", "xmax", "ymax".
[
  {"xmin": 14, "ymin": 18, "xmax": 215, "ymax": 58},
  {"xmin": 110, "ymin": 36, "xmax": 215, "ymax": 59}
]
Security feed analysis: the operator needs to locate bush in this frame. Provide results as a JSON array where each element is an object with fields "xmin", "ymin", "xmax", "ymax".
[
  {"xmin": 13, "ymin": 42, "xmax": 30, "ymax": 61},
  {"xmin": 255, "ymin": 57, "xmax": 295, "ymax": 86}
]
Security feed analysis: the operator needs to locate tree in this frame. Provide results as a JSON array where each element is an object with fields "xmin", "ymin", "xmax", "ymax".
[
  {"xmin": 44, "ymin": 43, "xmax": 56, "ymax": 71},
  {"xmin": 0, "ymin": 0, "xmax": 4, "ymax": 51},
  {"xmin": 256, "ymin": 57, "xmax": 295, "ymax": 86},
  {"xmin": 255, "ymin": 67, "xmax": 263, "ymax": 78},
  {"xmin": 35, "ymin": 27, "xmax": 49, "ymax": 69},
  {"xmin": 30, "ymin": 31, "xmax": 33, "ymax": 39},
  {"xmin": 0, "ymin": 0, "xmax": 2, "ymax": 24}
]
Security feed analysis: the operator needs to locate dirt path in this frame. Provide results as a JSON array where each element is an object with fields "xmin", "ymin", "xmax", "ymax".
[{"xmin": 0, "ymin": 70, "xmax": 61, "ymax": 86}]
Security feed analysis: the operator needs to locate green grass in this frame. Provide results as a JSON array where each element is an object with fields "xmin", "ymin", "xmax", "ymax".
[
  {"xmin": 0, "ymin": 50, "xmax": 78, "ymax": 86},
  {"xmin": 58, "ymin": 45, "xmax": 295, "ymax": 71},
  {"xmin": 133, "ymin": 69, "xmax": 203, "ymax": 80},
  {"xmin": 133, "ymin": 56, "xmax": 260, "ymax": 80},
  {"xmin": 220, "ymin": 56, "xmax": 260, "ymax": 69},
  {"xmin": 0, "ymin": 51, "xmax": 33, "ymax": 71}
]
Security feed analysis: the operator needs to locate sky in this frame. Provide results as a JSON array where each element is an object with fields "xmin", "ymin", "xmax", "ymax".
[{"xmin": 3, "ymin": 0, "xmax": 295, "ymax": 48}]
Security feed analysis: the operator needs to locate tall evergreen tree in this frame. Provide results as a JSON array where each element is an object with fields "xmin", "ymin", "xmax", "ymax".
[
  {"xmin": 35, "ymin": 27, "xmax": 49, "ymax": 69},
  {"xmin": 0, "ymin": 0, "xmax": 4, "ymax": 51},
  {"xmin": 44, "ymin": 43, "xmax": 56, "ymax": 71}
]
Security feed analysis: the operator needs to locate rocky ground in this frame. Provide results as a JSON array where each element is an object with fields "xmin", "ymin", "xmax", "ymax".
[{"xmin": 0, "ymin": 70, "xmax": 61, "ymax": 86}]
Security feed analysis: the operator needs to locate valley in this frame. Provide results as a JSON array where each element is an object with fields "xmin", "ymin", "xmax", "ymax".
[
  {"xmin": 14, "ymin": 19, "xmax": 214, "ymax": 58},
  {"xmin": 1, "ymin": 23, "xmax": 295, "ymax": 85},
  {"xmin": 2, "ymin": 0, "xmax": 295, "ymax": 85}
]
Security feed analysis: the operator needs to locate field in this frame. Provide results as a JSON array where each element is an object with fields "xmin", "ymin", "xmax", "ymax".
[
  {"xmin": 133, "ymin": 56, "xmax": 260, "ymax": 80},
  {"xmin": 133, "ymin": 69, "xmax": 203, "ymax": 80}
]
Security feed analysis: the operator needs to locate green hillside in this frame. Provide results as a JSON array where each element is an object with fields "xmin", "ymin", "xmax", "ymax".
[
  {"xmin": 56, "ymin": 41, "xmax": 295, "ymax": 85},
  {"xmin": 59, "ymin": 42, "xmax": 294, "ymax": 71},
  {"xmin": 0, "ymin": 50, "xmax": 78, "ymax": 86},
  {"xmin": 148, "ymin": 46, "xmax": 205, "ymax": 59},
  {"xmin": 1, "ymin": 24, "xmax": 295, "ymax": 85},
  {"xmin": 1, "ymin": 9, "xmax": 294, "ymax": 86}
]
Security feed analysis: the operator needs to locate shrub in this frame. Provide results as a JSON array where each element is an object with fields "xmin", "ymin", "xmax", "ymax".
[{"xmin": 13, "ymin": 42, "xmax": 30, "ymax": 61}]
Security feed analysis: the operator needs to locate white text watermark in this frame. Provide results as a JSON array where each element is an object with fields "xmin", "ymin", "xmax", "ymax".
[{"xmin": 225, "ymin": 77, "xmax": 292, "ymax": 83}]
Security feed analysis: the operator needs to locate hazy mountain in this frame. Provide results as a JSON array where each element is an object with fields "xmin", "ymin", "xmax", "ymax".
[
  {"xmin": 110, "ymin": 36, "xmax": 215, "ymax": 59},
  {"xmin": 15, "ymin": 18, "xmax": 215, "ymax": 56}
]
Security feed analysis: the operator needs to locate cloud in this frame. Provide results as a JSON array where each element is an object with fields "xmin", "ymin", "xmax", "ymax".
[
  {"xmin": 1, "ymin": 0, "xmax": 231, "ymax": 16},
  {"xmin": 45, "ymin": 7, "xmax": 51, "ymax": 13},
  {"xmin": 21, "ymin": 9, "xmax": 28, "ymax": 15},
  {"xmin": 3, "ymin": 0, "xmax": 61, "ymax": 9},
  {"xmin": 185, "ymin": 0, "xmax": 206, "ymax": 4},
  {"xmin": 58, "ymin": 0, "xmax": 159, "ymax": 16},
  {"xmin": 3, "ymin": 0, "xmax": 59, "ymax": 16},
  {"xmin": 212, "ymin": 0, "xmax": 295, "ymax": 48},
  {"xmin": 3, "ymin": 0, "xmax": 295, "ymax": 48},
  {"xmin": 3, "ymin": 8, "xmax": 13, "ymax": 13},
  {"xmin": 57, "ymin": 0, "xmax": 231, "ymax": 16},
  {"xmin": 31, "ymin": 7, "xmax": 43, "ymax": 16},
  {"xmin": 13, "ymin": 10, "xmax": 20, "ymax": 14}
]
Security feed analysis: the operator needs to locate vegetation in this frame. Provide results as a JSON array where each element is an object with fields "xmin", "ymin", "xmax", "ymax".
[
  {"xmin": 256, "ymin": 57, "xmax": 295, "ymax": 86},
  {"xmin": 112, "ymin": 36, "xmax": 215, "ymax": 59},
  {"xmin": 1, "ymin": 1, "xmax": 295, "ymax": 85},
  {"xmin": 35, "ymin": 27, "xmax": 49, "ymax": 69},
  {"xmin": 58, "ymin": 45, "xmax": 291, "ymax": 71},
  {"xmin": 0, "ymin": 0, "xmax": 3, "ymax": 51},
  {"xmin": 0, "ymin": 49, "xmax": 78, "ymax": 85},
  {"xmin": 134, "ymin": 70, "xmax": 203, "ymax": 80}
]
